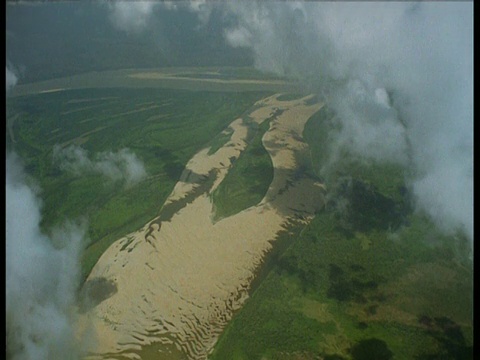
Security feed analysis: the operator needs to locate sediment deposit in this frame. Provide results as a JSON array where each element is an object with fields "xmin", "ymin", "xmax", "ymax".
[{"xmin": 79, "ymin": 94, "xmax": 325, "ymax": 360}]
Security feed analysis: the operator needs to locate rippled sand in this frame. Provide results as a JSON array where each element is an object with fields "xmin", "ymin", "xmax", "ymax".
[{"xmin": 79, "ymin": 94, "xmax": 325, "ymax": 360}]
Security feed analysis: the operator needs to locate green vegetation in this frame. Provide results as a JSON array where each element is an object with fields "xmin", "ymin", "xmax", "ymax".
[
  {"xmin": 303, "ymin": 105, "xmax": 407, "ymax": 202},
  {"xmin": 7, "ymin": 85, "xmax": 472, "ymax": 359},
  {"xmin": 6, "ymin": 87, "xmax": 268, "ymax": 282},
  {"xmin": 302, "ymin": 104, "xmax": 338, "ymax": 176},
  {"xmin": 207, "ymin": 127, "xmax": 234, "ymax": 156},
  {"xmin": 211, "ymin": 112, "xmax": 278, "ymax": 221},
  {"xmin": 210, "ymin": 104, "xmax": 473, "ymax": 359},
  {"xmin": 211, "ymin": 206, "xmax": 473, "ymax": 359}
]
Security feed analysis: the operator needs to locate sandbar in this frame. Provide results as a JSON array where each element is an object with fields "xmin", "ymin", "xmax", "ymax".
[{"xmin": 78, "ymin": 94, "xmax": 325, "ymax": 360}]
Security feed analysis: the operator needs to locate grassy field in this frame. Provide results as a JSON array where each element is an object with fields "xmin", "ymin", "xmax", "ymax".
[
  {"xmin": 6, "ymin": 86, "xmax": 269, "ymax": 282},
  {"xmin": 211, "ymin": 109, "xmax": 282, "ymax": 221},
  {"xmin": 210, "ymin": 104, "xmax": 473, "ymax": 360},
  {"xmin": 210, "ymin": 212, "xmax": 473, "ymax": 360},
  {"xmin": 7, "ymin": 85, "xmax": 472, "ymax": 359}
]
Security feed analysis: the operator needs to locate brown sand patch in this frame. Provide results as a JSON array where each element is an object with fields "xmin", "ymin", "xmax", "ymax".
[
  {"xmin": 129, "ymin": 72, "xmax": 287, "ymax": 86},
  {"xmin": 39, "ymin": 88, "xmax": 67, "ymax": 93},
  {"xmin": 12, "ymin": 69, "xmax": 295, "ymax": 97},
  {"xmin": 300, "ymin": 298, "xmax": 335, "ymax": 324},
  {"xmin": 78, "ymin": 94, "xmax": 324, "ymax": 359}
]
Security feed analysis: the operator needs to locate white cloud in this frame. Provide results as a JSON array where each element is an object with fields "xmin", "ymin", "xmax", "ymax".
[
  {"xmin": 6, "ymin": 152, "xmax": 87, "ymax": 359},
  {"xmin": 105, "ymin": 1, "xmax": 216, "ymax": 34},
  {"xmin": 6, "ymin": 65, "xmax": 18, "ymax": 92},
  {"xmin": 224, "ymin": 26, "xmax": 252, "ymax": 48},
  {"xmin": 98, "ymin": 1, "xmax": 474, "ymax": 241},
  {"xmin": 219, "ymin": 2, "xmax": 473, "ymax": 241},
  {"xmin": 53, "ymin": 145, "xmax": 147, "ymax": 187},
  {"xmin": 327, "ymin": 78, "xmax": 409, "ymax": 167},
  {"xmin": 107, "ymin": 1, "xmax": 157, "ymax": 34}
]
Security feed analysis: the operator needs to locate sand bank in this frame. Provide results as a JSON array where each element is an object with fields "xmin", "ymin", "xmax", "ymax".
[
  {"xmin": 128, "ymin": 71, "xmax": 287, "ymax": 86},
  {"xmin": 11, "ymin": 68, "xmax": 297, "ymax": 97},
  {"xmin": 79, "ymin": 94, "xmax": 325, "ymax": 360}
]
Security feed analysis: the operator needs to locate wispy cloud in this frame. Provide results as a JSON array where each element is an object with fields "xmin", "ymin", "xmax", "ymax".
[
  {"xmin": 215, "ymin": 1, "xmax": 473, "ymax": 241},
  {"xmin": 6, "ymin": 152, "xmax": 87, "ymax": 359},
  {"xmin": 102, "ymin": 1, "xmax": 472, "ymax": 241},
  {"xmin": 53, "ymin": 145, "xmax": 147, "ymax": 187},
  {"xmin": 106, "ymin": 1, "xmax": 157, "ymax": 34},
  {"xmin": 104, "ymin": 0, "xmax": 214, "ymax": 34},
  {"xmin": 6, "ymin": 65, "xmax": 18, "ymax": 93}
]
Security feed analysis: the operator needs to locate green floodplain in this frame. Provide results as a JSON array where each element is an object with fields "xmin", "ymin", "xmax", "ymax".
[
  {"xmin": 6, "ymin": 69, "xmax": 473, "ymax": 360},
  {"xmin": 210, "ymin": 105, "xmax": 473, "ymax": 360}
]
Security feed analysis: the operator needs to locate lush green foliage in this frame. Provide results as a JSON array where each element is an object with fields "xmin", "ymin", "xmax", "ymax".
[
  {"xmin": 7, "ymin": 87, "xmax": 472, "ymax": 359},
  {"xmin": 211, "ymin": 206, "xmax": 472, "ymax": 359},
  {"xmin": 7, "ymin": 87, "xmax": 267, "ymax": 281},
  {"xmin": 211, "ymin": 116, "xmax": 274, "ymax": 220},
  {"xmin": 207, "ymin": 127, "xmax": 234, "ymax": 156},
  {"xmin": 210, "ymin": 105, "xmax": 473, "ymax": 360}
]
